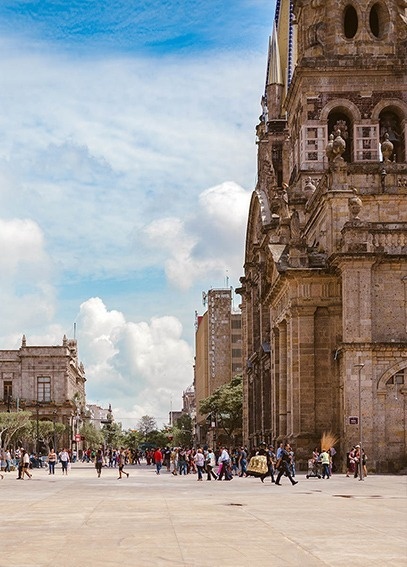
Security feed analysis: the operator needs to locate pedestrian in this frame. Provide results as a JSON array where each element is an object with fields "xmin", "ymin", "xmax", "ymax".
[
  {"xmin": 95, "ymin": 449, "xmax": 104, "ymax": 478},
  {"xmin": 205, "ymin": 448, "xmax": 218, "ymax": 480},
  {"xmin": 21, "ymin": 449, "xmax": 32, "ymax": 479},
  {"xmin": 217, "ymin": 447, "xmax": 232, "ymax": 480},
  {"xmin": 154, "ymin": 447, "xmax": 163, "ymax": 475},
  {"xmin": 319, "ymin": 449, "xmax": 331, "ymax": 479},
  {"xmin": 194, "ymin": 448, "xmax": 205, "ymax": 481},
  {"xmin": 238, "ymin": 447, "xmax": 248, "ymax": 477},
  {"xmin": 178, "ymin": 448, "xmax": 187, "ymax": 475},
  {"xmin": 48, "ymin": 448, "xmax": 57, "ymax": 475},
  {"xmin": 275, "ymin": 443, "xmax": 298, "ymax": 486},
  {"xmin": 117, "ymin": 449, "xmax": 129, "ymax": 479},
  {"xmin": 4, "ymin": 448, "xmax": 11, "ymax": 473},
  {"xmin": 59, "ymin": 448, "xmax": 70, "ymax": 475}
]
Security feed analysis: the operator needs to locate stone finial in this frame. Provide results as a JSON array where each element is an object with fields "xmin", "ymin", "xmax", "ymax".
[
  {"xmin": 304, "ymin": 177, "xmax": 316, "ymax": 199},
  {"xmin": 22, "ymin": 334, "xmax": 26, "ymax": 347},
  {"xmin": 62, "ymin": 335, "xmax": 68, "ymax": 347},
  {"xmin": 348, "ymin": 195, "xmax": 363, "ymax": 221},
  {"xmin": 332, "ymin": 130, "xmax": 346, "ymax": 162},
  {"xmin": 325, "ymin": 133, "xmax": 334, "ymax": 161},
  {"xmin": 381, "ymin": 132, "xmax": 394, "ymax": 163}
]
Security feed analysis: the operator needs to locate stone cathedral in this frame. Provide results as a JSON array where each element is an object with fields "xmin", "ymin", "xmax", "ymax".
[{"xmin": 237, "ymin": 0, "xmax": 407, "ymax": 472}]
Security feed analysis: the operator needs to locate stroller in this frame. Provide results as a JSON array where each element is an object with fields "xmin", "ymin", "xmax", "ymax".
[{"xmin": 306, "ymin": 458, "xmax": 321, "ymax": 479}]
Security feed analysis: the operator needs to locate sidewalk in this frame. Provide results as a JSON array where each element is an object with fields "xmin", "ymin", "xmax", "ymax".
[{"xmin": 1, "ymin": 463, "xmax": 406, "ymax": 567}]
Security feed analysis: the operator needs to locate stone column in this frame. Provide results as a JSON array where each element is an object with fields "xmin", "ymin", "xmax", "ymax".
[{"xmin": 278, "ymin": 320, "xmax": 287, "ymax": 436}]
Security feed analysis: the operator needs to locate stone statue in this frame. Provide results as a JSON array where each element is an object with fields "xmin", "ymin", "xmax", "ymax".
[
  {"xmin": 381, "ymin": 132, "xmax": 394, "ymax": 163},
  {"xmin": 304, "ymin": 177, "xmax": 317, "ymax": 199},
  {"xmin": 325, "ymin": 133, "xmax": 334, "ymax": 162},
  {"xmin": 274, "ymin": 184, "xmax": 290, "ymax": 220}
]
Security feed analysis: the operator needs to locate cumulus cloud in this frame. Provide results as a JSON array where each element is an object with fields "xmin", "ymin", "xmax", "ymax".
[
  {"xmin": 77, "ymin": 297, "xmax": 193, "ymax": 424},
  {"xmin": 143, "ymin": 181, "xmax": 251, "ymax": 290},
  {"xmin": 0, "ymin": 218, "xmax": 56, "ymax": 339}
]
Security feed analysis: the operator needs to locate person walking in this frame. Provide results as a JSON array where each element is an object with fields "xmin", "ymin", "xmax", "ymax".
[
  {"xmin": 4, "ymin": 449, "xmax": 11, "ymax": 473},
  {"xmin": 319, "ymin": 449, "xmax": 331, "ymax": 479},
  {"xmin": 217, "ymin": 447, "xmax": 231, "ymax": 480},
  {"xmin": 59, "ymin": 448, "xmax": 70, "ymax": 475},
  {"xmin": 21, "ymin": 449, "xmax": 32, "ymax": 479},
  {"xmin": 95, "ymin": 449, "xmax": 104, "ymax": 478},
  {"xmin": 154, "ymin": 447, "xmax": 163, "ymax": 475},
  {"xmin": 117, "ymin": 449, "xmax": 129, "ymax": 479},
  {"xmin": 205, "ymin": 448, "xmax": 217, "ymax": 480},
  {"xmin": 194, "ymin": 448, "xmax": 205, "ymax": 481},
  {"xmin": 275, "ymin": 443, "xmax": 298, "ymax": 486},
  {"xmin": 48, "ymin": 448, "xmax": 57, "ymax": 475}
]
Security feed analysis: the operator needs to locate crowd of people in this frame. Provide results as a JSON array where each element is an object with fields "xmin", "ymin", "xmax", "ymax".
[{"xmin": 0, "ymin": 443, "xmax": 368, "ymax": 482}]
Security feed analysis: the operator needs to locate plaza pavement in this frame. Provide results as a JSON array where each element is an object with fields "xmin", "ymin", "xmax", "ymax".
[{"xmin": 0, "ymin": 462, "xmax": 406, "ymax": 567}]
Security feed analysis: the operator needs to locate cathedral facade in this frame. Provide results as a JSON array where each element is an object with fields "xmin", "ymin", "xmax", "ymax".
[{"xmin": 238, "ymin": 0, "xmax": 407, "ymax": 472}]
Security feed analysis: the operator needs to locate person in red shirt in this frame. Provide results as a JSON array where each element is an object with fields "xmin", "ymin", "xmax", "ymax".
[{"xmin": 154, "ymin": 448, "xmax": 163, "ymax": 475}]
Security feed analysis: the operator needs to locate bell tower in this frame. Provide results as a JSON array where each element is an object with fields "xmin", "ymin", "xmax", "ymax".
[{"xmin": 240, "ymin": 0, "xmax": 407, "ymax": 470}]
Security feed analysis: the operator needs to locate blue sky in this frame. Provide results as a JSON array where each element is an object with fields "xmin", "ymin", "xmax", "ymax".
[{"xmin": 0, "ymin": 0, "xmax": 276, "ymax": 426}]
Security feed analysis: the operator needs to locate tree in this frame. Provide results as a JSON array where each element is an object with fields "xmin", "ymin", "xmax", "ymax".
[
  {"xmin": 136, "ymin": 415, "xmax": 157, "ymax": 440},
  {"xmin": 102, "ymin": 421, "xmax": 124, "ymax": 448},
  {"xmin": 0, "ymin": 411, "xmax": 32, "ymax": 449},
  {"xmin": 79, "ymin": 423, "xmax": 104, "ymax": 450},
  {"xmin": 172, "ymin": 414, "xmax": 194, "ymax": 447},
  {"xmin": 199, "ymin": 375, "xmax": 243, "ymax": 445}
]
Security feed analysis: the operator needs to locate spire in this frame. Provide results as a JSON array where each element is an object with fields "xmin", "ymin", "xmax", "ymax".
[{"xmin": 267, "ymin": 20, "xmax": 283, "ymax": 86}]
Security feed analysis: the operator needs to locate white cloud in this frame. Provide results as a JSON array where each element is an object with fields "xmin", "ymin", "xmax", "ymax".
[
  {"xmin": 143, "ymin": 181, "xmax": 251, "ymax": 290},
  {"xmin": 76, "ymin": 297, "xmax": 193, "ymax": 423},
  {"xmin": 0, "ymin": 218, "xmax": 56, "ymax": 338}
]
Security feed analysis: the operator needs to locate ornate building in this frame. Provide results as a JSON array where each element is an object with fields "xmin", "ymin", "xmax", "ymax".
[
  {"xmin": 0, "ymin": 335, "xmax": 87, "ymax": 451},
  {"xmin": 237, "ymin": 0, "xmax": 407, "ymax": 471}
]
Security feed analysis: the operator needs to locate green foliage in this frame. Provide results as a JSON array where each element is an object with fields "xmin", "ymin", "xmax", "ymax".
[
  {"xmin": 123, "ymin": 429, "xmax": 143, "ymax": 450},
  {"xmin": 102, "ymin": 421, "xmax": 124, "ymax": 448},
  {"xmin": 199, "ymin": 375, "xmax": 243, "ymax": 444},
  {"xmin": 172, "ymin": 414, "xmax": 194, "ymax": 447},
  {"xmin": 0, "ymin": 411, "xmax": 32, "ymax": 449},
  {"xmin": 136, "ymin": 415, "xmax": 158, "ymax": 440},
  {"xmin": 80, "ymin": 422, "xmax": 104, "ymax": 449}
]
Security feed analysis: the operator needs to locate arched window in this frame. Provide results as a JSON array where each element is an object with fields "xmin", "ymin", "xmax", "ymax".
[
  {"xmin": 369, "ymin": 4, "xmax": 380, "ymax": 38},
  {"xmin": 379, "ymin": 109, "xmax": 405, "ymax": 163},
  {"xmin": 344, "ymin": 5, "xmax": 358, "ymax": 39}
]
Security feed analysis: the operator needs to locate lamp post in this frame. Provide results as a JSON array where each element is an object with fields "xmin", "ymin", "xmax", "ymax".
[
  {"xmin": 53, "ymin": 410, "xmax": 57, "ymax": 451},
  {"xmin": 354, "ymin": 363, "xmax": 365, "ymax": 481}
]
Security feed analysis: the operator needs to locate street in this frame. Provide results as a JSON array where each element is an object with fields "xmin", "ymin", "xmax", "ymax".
[{"xmin": 1, "ymin": 463, "xmax": 406, "ymax": 567}]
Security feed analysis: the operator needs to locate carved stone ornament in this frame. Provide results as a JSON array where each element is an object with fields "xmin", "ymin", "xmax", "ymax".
[
  {"xmin": 381, "ymin": 132, "xmax": 394, "ymax": 163},
  {"xmin": 332, "ymin": 130, "xmax": 346, "ymax": 162},
  {"xmin": 348, "ymin": 195, "xmax": 363, "ymax": 221},
  {"xmin": 304, "ymin": 177, "xmax": 316, "ymax": 199}
]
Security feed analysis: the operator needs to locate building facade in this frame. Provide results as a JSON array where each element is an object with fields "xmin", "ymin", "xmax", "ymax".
[
  {"xmin": 0, "ymin": 335, "xmax": 87, "ymax": 451},
  {"xmin": 238, "ymin": 0, "xmax": 407, "ymax": 471},
  {"xmin": 194, "ymin": 288, "xmax": 242, "ymax": 445}
]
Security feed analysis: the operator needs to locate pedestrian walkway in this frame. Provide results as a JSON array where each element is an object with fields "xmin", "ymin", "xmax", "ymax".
[{"xmin": 1, "ymin": 463, "xmax": 406, "ymax": 566}]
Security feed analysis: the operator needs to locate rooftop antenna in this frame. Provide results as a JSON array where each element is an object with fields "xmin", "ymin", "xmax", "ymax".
[
  {"xmin": 225, "ymin": 270, "xmax": 229, "ymax": 289},
  {"xmin": 202, "ymin": 291, "xmax": 208, "ymax": 306},
  {"xmin": 73, "ymin": 322, "xmax": 77, "ymax": 340}
]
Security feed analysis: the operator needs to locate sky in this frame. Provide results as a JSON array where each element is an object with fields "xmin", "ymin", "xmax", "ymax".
[{"xmin": 0, "ymin": 0, "xmax": 276, "ymax": 428}]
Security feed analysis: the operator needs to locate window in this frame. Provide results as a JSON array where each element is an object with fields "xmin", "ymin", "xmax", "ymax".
[
  {"xmin": 369, "ymin": 4, "xmax": 380, "ymax": 38},
  {"xmin": 344, "ymin": 5, "xmax": 358, "ymax": 39},
  {"xmin": 3, "ymin": 380, "xmax": 12, "ymax": 400},
  {"xmin": 231, "ymin": 319, "xmax": 242, "ymax": 329},
  {"xmin": 37, "ymin": 376, "xmax": 51, "ymax": 402},
  {"xmin": 386, "ymin": 371, "xmax": 405, "ymax": 386},
  {"xmin": 300, "ymin": 125, "xmax": 327, "ymax": 168},
  {"xmin": 354, "ymin": 125, "xmax": 379, "ymax": 161},
  {"xmin": 232, "ymin": 348, "xmax": 242, "ymax": 358}
]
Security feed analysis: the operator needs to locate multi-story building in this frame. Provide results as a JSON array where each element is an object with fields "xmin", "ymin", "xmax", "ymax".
[
  {"xmin": 238, "ymin": 0, "xmax": 407, "ymax": 472},
  {"xmin": 194, "ymin": 288, "xmax": 242, "ymax": 445},
  {"xmin": 0, "ymin": 335, "xmax": 86, "ymax": 452}
]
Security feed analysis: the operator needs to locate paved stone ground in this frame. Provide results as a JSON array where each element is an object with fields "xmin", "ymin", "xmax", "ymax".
[{"xmin": 0, "ymin": 463, "xmax": 406, "ymax": 567}]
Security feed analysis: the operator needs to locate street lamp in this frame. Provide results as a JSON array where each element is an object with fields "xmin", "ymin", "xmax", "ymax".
[{"xmin": 354, "ymin": 363, "xmax": 365, "ymax": 481}]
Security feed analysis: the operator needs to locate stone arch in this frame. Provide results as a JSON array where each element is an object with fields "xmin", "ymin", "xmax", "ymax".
[
  {"xmin": 321, "ymin": 99, "xmax": 360, "ymax": 163},
  {"xmin": 372, "ymin": 100, "xmax": 407, "ymax": 163},
  {"xmin": 377, "ymin": 360, "xmax": 407, "ymax": 394},
  {"xmin": 320, "ymin": 99, "xmax": 361, "ymax": 122}
]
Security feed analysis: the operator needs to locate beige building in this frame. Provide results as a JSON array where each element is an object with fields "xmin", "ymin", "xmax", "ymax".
[
  {"xmin": 238, "ymin": 0, "xmax": 407, "ymax": 471},
  {"xmin": 194, "ymin": 289, "xmax": 242, "ymax": 444},
  {"xmin": 0, "ymin": 335, "xmax": 86, "ymax": 452}
]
